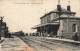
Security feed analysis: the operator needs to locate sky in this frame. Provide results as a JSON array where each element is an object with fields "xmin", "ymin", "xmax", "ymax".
[{"xmin": 0, "ymin": 0, "xmax": 80, "ymax": 33}]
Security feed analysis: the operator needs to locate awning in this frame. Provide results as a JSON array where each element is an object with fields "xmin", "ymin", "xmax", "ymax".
[{"xmin": 32, "ymin": 23, "xmax": 59, "ymax": 29}]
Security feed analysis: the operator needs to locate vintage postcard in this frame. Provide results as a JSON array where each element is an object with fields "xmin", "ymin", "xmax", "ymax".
[{"xmin": 0, "ymin": 0, "xmax": 80, "ymax": 51}]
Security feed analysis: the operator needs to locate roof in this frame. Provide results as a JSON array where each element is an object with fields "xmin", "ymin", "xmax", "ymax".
[
  {"xmin": 40, "ymin": 8, "xmax": 76, "ymax": 19},
  {"xmin": 32, "ymin": 23, "xmax": 59, "ymax": 29}
]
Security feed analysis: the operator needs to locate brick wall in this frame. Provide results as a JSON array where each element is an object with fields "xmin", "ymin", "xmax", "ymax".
[{"xmin": 62, "ymin": 19, "xmax": 80, "ymax": 40}]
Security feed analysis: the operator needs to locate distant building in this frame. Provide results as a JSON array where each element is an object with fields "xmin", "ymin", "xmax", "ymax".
[{"xmin": 32, "ymin": 1, "xmax": 80, "ymax": 40}]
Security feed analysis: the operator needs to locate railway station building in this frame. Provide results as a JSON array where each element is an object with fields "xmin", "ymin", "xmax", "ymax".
[{"xmin": 32, "ymin": 1, "xmax": 80, "ymax": 40}]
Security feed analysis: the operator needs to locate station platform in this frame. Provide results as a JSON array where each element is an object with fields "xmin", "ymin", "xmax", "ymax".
[
  {"xmin": 1, "ymin": 36, "xmax": 33, "ymax": 51},
  {"xmin": 43, "ymin": 37, "xmax": 80, "ymax": 44}
]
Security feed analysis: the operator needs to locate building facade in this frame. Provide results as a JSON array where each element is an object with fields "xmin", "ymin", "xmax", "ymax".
[{"xmin": 32, "ymin": 2, "xmax": 80, "ymax": 40}]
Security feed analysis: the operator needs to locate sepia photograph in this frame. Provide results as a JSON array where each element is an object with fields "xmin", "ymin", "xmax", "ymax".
[{"xmin": 0, "ymin": 0, "xmax": 80, "ymax": 51}]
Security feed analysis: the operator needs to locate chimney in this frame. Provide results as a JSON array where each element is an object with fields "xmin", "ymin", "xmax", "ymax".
[
  {"xmin": 57, "ymin": 5, "xmax": 61, "ymax": 11},
  {"xmin": 67, "ymin": 0, "xmax": 71, "ymax": 11},
  {"xmin": 57, "ymin": 0, "xmax": 61, "ymax": 11},
  {"xmin": 67, "ymin": 6, "xmax": 71, "ymax": 11}
]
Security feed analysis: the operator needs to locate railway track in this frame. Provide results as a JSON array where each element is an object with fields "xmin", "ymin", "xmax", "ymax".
[
  {"xmin": 19, "ymin": 36, "xmax": 80, "ymax": 51},
  {"xmin": 19, "ymin": 37, "xmax": 38, "ymax": 51},
  {"xmin": 20, "ymin": 37, "xmax": 55, "ymax": 51}
]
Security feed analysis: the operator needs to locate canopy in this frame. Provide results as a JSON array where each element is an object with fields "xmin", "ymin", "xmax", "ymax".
[{"xmin": 32, "ymin": 23, "xmax": 59, "ymax": 29}]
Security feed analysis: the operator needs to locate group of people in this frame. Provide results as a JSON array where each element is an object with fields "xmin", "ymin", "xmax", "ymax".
[{"xmin": 73, "ymin": 32, "xmax": 79, "ymax": 41}]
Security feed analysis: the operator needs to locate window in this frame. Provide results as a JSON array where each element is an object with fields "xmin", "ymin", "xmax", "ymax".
[
  {"xmin": 41, "ymin": 19, "xmax": 43, "ymax": 24},
  {"xmin": 72, "ymin": 24, "xmax": 77, "ymax": 32},
  {"xmin": 47, "ymin": 16, "xmax": 50, "ymax": 23}
]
